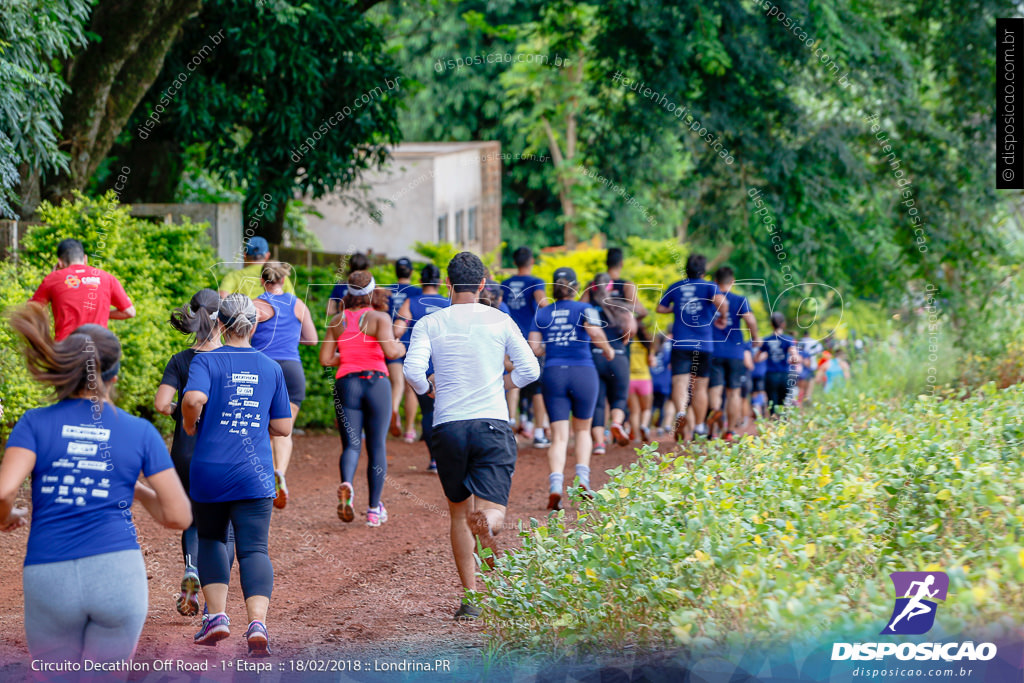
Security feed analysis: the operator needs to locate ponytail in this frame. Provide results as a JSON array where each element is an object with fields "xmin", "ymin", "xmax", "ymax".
[
  {"xmin": 170, "ymin": 288, "xmax": 220, "ymax": 343},
  {"xmin": 8, "ymin": 303, "xmax": 121, "ymax": 401}
]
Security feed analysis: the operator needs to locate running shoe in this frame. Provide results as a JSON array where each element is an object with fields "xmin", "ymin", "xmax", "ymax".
[
  {"xmin": 547, "ymin": 492, "xmax": 563, "ymax": 511},
  {"xmin": 273, "ymin": 470, "xmax": 288, "ymax": 510},
  {"xmin": 469, "ymin": 511, "xmax": 498, "ymax": 569},
  {"xmin": 694, "ymin": 423, "xmax": 709, "ymax": 439},
  {"xmin": 390, "ymin": 410, "xmax": 402, "ymax": 438},
  {"xmin": 593, "ymin": 443, "xmax": 606, "ymax": 456},
  {"xmin": 245, "ymin": 620, "xmax": 270, "ymax": 657},
  {"xmin": 707, "ymin": 409, "xmax": 723, "ymax": 427},
  {"xmin": 610, "ymin": 423, "xmax": 630, "ymax": 447},
  {"xmin": 427, "ymin": 460, "xmax": 438, "ymax": 473},
  {"xmin": 177, "ymin": 565, "xmax": 201, "ymax": 617},
  {"xmin": 337, "ymin": 482, "xmax": 355, "ymax": 523},
  {"xmin": 533, "ymin": 434, "xmax": 551, "ymax": 448},
  {"xmin": 194, "ymin": 613, "xmax": 230, "ymax": 646},
  {"xmin": 403, "ymin": 430, "xmax": 417, "ymax": 444},
  {"xmin": 641, "ymin": 426, "xmax": 652, "ymax": 443},
  {"xmin": 366, "ymin": 503, "xmax": 389, "ymax": 527},
  {"xmin": 722, "ymin": 431, "xmax": 734, "ymax": 442},
  {"xmin": 454, "ymin": 602, "xmax": 481, "ymax": 621},
  {"xmin": 673, "ymin": 413, "xmax": 688, "ymax": 442}
]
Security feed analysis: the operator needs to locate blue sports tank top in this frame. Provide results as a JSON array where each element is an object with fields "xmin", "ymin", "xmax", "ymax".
[{"xmin": 251, "ymin": 292, "xmax": 302, "ymax": 361}]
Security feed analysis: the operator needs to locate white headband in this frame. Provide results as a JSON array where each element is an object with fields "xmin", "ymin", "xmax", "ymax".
[{"xmin": 348, "ymin": 276, "xmax": 376, "ymax": 297}]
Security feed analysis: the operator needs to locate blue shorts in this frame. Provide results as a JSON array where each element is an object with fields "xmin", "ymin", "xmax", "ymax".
[{"xmin": 541, "ymin": 365, "xmax": 599, "ymax": 423}]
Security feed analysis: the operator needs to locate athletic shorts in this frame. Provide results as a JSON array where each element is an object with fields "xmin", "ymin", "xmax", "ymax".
[
  {"xmin": 670, "ymin": 349, "xmax": 711, "ymax": 378},
  {"xmin": 741, "ymin": 372, "xmax": 753, "ymax": 398},
  {"xmin": 542, "ymin": 365, "xmax": 599, "ymax": 423},
  {"xmin": 799, "ymin": 366, "xmax": 814, "ymax": 381},
  {"xmin": 752, "ymin": 375, "xmax": 766, "ymax": 393},
  {"xmin": 629, "ymin": 379, "xmax": 653, "ymax": 396},
  {"xmin": 709, "ymin": 356, "xmax": 748, "ymax": 389},
  {"xmin": 430, "ymin": 419, "xmax": 517, "ymax": 505},
  {"xmin": 519, "ymin": 378, "xmax": 543, "ymax": 400},
  {"xmin": 276, "ymin": 359, "xmax": 305, "ymax": 406}
]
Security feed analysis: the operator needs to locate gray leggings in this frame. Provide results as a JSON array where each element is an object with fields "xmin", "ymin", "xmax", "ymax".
[{"xmin": 23, "ymin": 549, "xmax": 147, "ymax": 665}]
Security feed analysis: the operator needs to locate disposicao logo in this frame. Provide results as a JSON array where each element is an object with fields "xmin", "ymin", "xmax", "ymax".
[
  {"xmin": 831, "ymin": 570, "xmax": 997, "ymax": 662},
  {"xmin": 881, "ymin": 571, "xmax": 948, "ymax": 635}
]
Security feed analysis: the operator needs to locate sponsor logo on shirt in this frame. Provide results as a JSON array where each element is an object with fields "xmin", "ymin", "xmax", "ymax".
[
  {"xmin": 231, "ymin": 372, "xmax": 259, "ymax": 384},
  {"xmin": 61, "ymin": 425, "xmax": 111, "ymax": 441},
  {"xmin": 81, "ymin": 276, "xmax": 101, "ymax": 287},
  {"xmin": 64, "ymin": 274, "xmax": 81, "ymax": 289},
  {"xmin": 67, "ymin": 442, "xmax": 98, "ymax": 455}
]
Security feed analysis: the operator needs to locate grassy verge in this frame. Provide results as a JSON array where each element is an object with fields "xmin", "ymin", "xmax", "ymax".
[{"xmin": 479, "ymin": 380, "xmax": 1024, "ymax": 656}]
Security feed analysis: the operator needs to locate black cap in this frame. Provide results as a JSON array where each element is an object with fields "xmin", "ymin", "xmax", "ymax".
[
  {"xmin": 421, "ymin": 263, "xmax": 442, "ymax": 286},
  {"xmin": 552, "ymin": 266, "xmax": 577, "ymax": 284},
  {"xmin": 396, "ymin": 257, "xmax": 412, "ymax": 268}
]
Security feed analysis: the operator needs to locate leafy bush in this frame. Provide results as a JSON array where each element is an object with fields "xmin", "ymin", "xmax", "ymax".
[
  {"xmin": 480, "ymin": 383, "xmax": 1024, "ymax": 654},
  {"xmin": 1, "ymin": 192, "xmax": 219, "ymax": 438}
]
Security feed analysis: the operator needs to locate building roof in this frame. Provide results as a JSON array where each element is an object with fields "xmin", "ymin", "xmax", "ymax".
[{"xmin": 389, "ymin": 141, "xmax": 498, "ymax": 159}]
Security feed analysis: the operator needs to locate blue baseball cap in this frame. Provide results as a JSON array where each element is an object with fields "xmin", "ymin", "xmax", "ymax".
[{"xmin": 245, "ymin": 236, "xmax": 270, "ymax": 256}]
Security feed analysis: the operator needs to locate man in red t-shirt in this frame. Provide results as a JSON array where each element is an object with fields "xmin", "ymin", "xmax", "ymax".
[{"xmin": 29, "ymin": 239, "xmax": 136, "ymax": 340}]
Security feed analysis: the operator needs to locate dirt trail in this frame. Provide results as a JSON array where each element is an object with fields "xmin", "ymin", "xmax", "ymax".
[{"xmin": 0, "ymin": 430, "xmax": 656, "ymax": 679}]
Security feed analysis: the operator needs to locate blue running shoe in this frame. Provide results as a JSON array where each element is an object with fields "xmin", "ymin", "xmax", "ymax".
[
  {"xmin": 194, "ymin": 613, "xmax": 230, "ymax": 646},
  {"xmin": 245, "ymin": 620, "xmax": 270, "ymax": 657}
]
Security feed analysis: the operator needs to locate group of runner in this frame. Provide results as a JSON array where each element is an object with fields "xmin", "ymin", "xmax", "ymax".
[{"xmin": 0, "ymin": 236, "xmax": 850, "ymax": 667}]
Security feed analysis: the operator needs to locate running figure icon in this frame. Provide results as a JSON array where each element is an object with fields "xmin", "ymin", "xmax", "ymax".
[{"xmin": 881, "ymin": 571, "xmax": 949, "ymax": 635}]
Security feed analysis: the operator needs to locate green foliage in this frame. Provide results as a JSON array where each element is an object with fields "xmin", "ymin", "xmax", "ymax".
[
  {"xmin": 1, "ymin": 192, "xmax": 219, "ymax": 436},
  {"xmin": 481, "ymin": 381, "xmax": 1024, "ymax": 653},
  {"xmin": 0, "ymin": 260, "xmax": 48, "ymax": 435},
  {"xmin": 123, "ymin": 0, "xmax": 403, "ymax": 241},
  {"xmin": 0, "ymin": 0, "xmax": 90, "ymax": 217}
]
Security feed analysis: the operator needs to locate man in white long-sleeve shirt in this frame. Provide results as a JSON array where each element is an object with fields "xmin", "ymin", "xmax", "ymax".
[{"xmin": 404, "ymin": 252, "xmax": 540, "ymax": 621}]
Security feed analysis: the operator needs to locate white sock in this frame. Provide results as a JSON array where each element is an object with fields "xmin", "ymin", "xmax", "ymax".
[
  {"xmin": 575, "ymin": 465, "xmax": 591, "ymax": 489},
  {"xmin": 549, "ymin": 472, "xmax": 564, "ymax": 494},
  {"xmin": 535, "ymin": 427, "xmax": 545, "ymax": 439}
]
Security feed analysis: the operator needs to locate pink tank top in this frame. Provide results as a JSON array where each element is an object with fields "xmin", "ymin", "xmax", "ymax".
[{"xmin": 335, "ymin": 307, "xmax": 388, "ymax": 378}]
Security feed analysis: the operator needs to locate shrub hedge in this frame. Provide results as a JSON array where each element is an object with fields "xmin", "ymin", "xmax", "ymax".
[{"xmin": 480, "ymin": 382, "xmax": 1024, "ymax": 655}]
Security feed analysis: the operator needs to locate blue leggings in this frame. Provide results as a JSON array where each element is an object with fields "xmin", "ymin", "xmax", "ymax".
[
  {"xmin": 194, "ymin": 498, "xmax": 273, "ymax": 600},
  {"xmin": 334, "ymin": 373, "xmax": 391, "ymax": 508}
]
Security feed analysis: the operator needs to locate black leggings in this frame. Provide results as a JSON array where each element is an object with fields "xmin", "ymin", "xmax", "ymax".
[
  {"xmin": 334, "ymin": 373, "xmax": 391, "ymax": 508},
  {"xmin": 765, "ymin": 371, "xmax": 794, "ymax": 415},
  {"xmin": 417, "ymin": 392, "xmax": 436, "ymax": 460},
  {"xmin": 176, "ymin": 452, "xmax": 234, "ymax": 569},
  {"xmin": 592, "ymin": 351, "xmax": 629, "ymax": 428},
  {"xmin": 194, "ymin": 497, "xmax": 273, "ymax": 600}
]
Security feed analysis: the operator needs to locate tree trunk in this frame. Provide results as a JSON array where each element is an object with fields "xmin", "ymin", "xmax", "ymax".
[{"xmin": 39, "ymin": 0, "xmax": 203, "ymax": 210}]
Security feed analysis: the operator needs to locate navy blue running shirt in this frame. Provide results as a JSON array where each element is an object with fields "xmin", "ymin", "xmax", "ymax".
[
  {"xmin": 762, "ymin": 333, "xmax": 797, "ymax": 374},
  {"xmin": 530, "ymin": 300, "xmax": 601, "ymax": 366},
  {"xmin": 184, "ymin": 346, "xmax": 291, "ymax": 503},
  {"xmin": 712, "ymin": 291, "xmax": 751, "ymax": 360},
  {"xmin": 660, "ymin": 278, "xmax": 721, "ymax": 348},
  {"xmin": 7, "ymin": 399, "xmax": 173, "ymax": 566},
  {"xmin": 501, "ymin": 274, "xmax": 545, "ymax": 337}
]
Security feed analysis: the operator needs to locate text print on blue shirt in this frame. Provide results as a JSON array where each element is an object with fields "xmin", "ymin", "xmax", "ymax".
[{"xmin": 221, "ymin": 370, "xmax": 273, "ymax": 487}]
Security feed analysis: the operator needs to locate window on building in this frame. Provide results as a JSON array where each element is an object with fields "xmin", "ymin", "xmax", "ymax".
[
  {"xmin": 455, "ymin": 210, "xmax": 465, "ymax": 244},
  {"xmin": 437, "ymin": 214, "xmax": 447, "ymax": 242},
  {"xmin": 468, "ymin": 207, "xmax": 478, "ymax": 242}
]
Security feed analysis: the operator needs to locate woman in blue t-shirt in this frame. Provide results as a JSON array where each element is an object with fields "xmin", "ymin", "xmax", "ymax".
[
  {"xmin": 155, "ymin": 288, "xmax": 223, "ymax": 618},
  {"xmin": 528, "ymin": 267, "xmax": 614, "ymax": 512},
  {"xmin": 755, "ymin": 312, "xmax": 801, "ymax": 417},
  {"xmin": 0, "ymin": 305, "xmax": 191, "ymax": 667},
  {"xmin": 182, "ymin": 293, "xmax": 292, "ymax": 656},
  {"xmin": 250, "ymin": 262, "xmax": 317, "ymax": 510}
]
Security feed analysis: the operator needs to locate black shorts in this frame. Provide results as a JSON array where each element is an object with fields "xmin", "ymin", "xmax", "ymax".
[
  {"xmin": 670, "ymin": 349, "xmax": 711, "ymax": 378},
  {"xmin": 752, "ymin": 375, "xmax": 766, "ymax": 393},
  {"xmin": 709, "ymin": 356, "xmax": 749, "ymax": 389},
  {"xmin": 430, "ymin": 419, "xmax": 517, "ymax": 505},
  {"xmin": 276, "ymin": 359, "xmax": 305, "ymax": 406},
  {"xmin": 519, "ymin": 378, "xmax": 543, "ymax": 400}
]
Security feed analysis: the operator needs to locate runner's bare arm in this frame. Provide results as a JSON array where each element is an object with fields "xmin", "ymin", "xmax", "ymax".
[
  {"xmin": 741, "ymin": 311, "xmax": 760, "ymax": 342},
  {"xmin": 533, "ymin": 288, "xmax": 549, "ymax": 308},
  {"xmin": 622, "ymin": 281, "xmax": 648, "ymax": 319},
  {"xmin": 155, "ymin": 384, "xmax": 177, "ymax": 415},
  {"xmin": 252, "ymin": 298, "xmax": 274, "ymax": 323},
  {"xmin": 393, "ymin": 299, "xmax": 412, "ymax": 340},
  {"xmin": 528, "ymin": 330, "xmax": 544, "ymax": 357},
  {"xmin": 268, "ymin": 416, "xmax": 292, "ymax": 437},
  {"xmin": 109, "ymin": 304, "xmax": 136, "ymax": 320},
  {"xmin": 134, "ymin": 469, "xmax": 192, "ymax": 530},
  {"xmin": 370, "ymin": 311, "xmax": 405, "ymax": 360},
  {"xmin": 0, "ymin": 447, "xmax": 34, "ymax": 531},
  {"xmin": 181, "ymin": 390, "xmax": 208, "ymax": 436},
  {"xmin": 296, "ymin": 300, "xmax": 318, "ymax": 345},
  {"xmin": 320, "ymin": 314, "xmax": 343, "ymax": 366},
  {"xmin": 713, "ymin": 293, "xmax": 728, "ymax": 315},
  {"xmin": 584, "ymin": 322, "xmax": 616, "ymax": 361}
]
